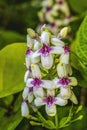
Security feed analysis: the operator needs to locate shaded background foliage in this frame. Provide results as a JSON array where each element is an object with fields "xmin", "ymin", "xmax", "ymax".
[{"xmin": 0, "ymin": 0, "xmax": 87, "ymax": 130}]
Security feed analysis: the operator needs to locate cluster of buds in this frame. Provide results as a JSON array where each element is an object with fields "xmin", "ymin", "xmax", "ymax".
[
  {"xmin": 37, "ymin": 0, "xmax": 74, "ymax": 34},
  {"xmin": 21, "ymin": 25, "xmax": 78, "ymax": 117}
]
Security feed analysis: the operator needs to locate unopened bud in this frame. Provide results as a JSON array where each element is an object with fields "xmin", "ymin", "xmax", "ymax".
[
  {"xmin": 77, "ymin": 115, "xmax": 83, "ymax": 120},
  {"xmin": 76, "ymin": 105, "xmax": 83, "ymax": 114},
  {"xmin": 58, "ymin": 27, "xmax": 69, "ymax": 38},
  {"xmin": 27, "ymin": 28, "xmax": 36, "ymax": 38}
]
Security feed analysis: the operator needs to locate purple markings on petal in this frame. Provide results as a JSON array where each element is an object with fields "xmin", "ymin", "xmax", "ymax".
[
  {"xmin": 57, "ymin": 0, "xmax": 63, "ymax": 5},
  {"xmin": 38, "ymin": 44, "xmax": 52, "ymax": 56},
  {"xmin": 22, "ymin": 100, "xmax": 26, "ymax": 104},
  {"xmin": 64, "ymin": 46, "xmax": 70, "ymax": 53},
  {"xmin": 29, "ymin": 87, "xmax": 33, "ymax": 92},
  {"xmin": 50, "ymin": 23, "xmax": 56, "ymax": 28},
  {"xmin": 46, "ymin": 6, "xmax": 51, "ymax": 12},
  {"xmin": 31, "ymin": 78, "xmax": 43, "ymax": 88},
  {"xmin": 44, "ymin": 96, "xmax": 56, "ymax": 107},
  {"xmin": 26, "ymin": 49, "xmax": 32, "ymax": 55},
  {"xmin": 58, "ymin": 77, "xmax": 71, "ymax": 87}
]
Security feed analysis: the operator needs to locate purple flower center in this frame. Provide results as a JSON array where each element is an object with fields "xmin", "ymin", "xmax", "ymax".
[
  {"xmin": 46, "ymin": 6, "xmax": 51, "ymax": 12},
  {"xmin": 64, "ymin": 46, "xmax": 70, "ymax": 53},
  {"xmin": 57, "ymin": 0, "xmax": 63, "ymax": 5},
  {"xmin": 44, "ymin": 96, "xmax": 56, "ymax": 106},
  {"xmin": 29, "ymin": 87, "xmax": 33, "ymax": 92},
  {"xmin": 31, "ymin": 78, "xmax": 43, "ymax": 88},
  {"xmin": 29, "ymin": 66, "xmax": 32, "ymax": 72},
  {"xmin": 50, "ymin": 23, "xmax": 56, "ymax": 28},
  {"xmin": 66, "ymin": 15, "xmax": 72, "ymax": 20},
  {"xmin": 58, "ymin": 77, "xmax": 71, "ymax": 87},
  {"xmin": 38, "ymin": 44, "xmax": 52, "ymax": 56},
  {"xmin": 22, "ymin": 100, "xmax": 26, "ymax": 104},
  {"xmin": 26, "ymin": 49, "xmax": 32, "ymax": 55}
]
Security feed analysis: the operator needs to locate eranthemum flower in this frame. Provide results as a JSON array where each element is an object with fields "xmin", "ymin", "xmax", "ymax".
[
  {"xmin": 53, "ymin": 76, "xmax": 78, "ymax": 104},
  {"xmin": 34, "ymin": 90, "xmax": 68, "ymax": 116}
]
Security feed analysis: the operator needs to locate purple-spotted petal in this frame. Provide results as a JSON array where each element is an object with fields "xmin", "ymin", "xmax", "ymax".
[
  {"xmin": 31, "ymin": 78, "xmax": 43, "ymax": 88},
  {"xmin": 43, "ymin": 96, "xmax": 56, "ymax": 107},
  {"xmin": 58, "ymin": 77, "xmax": 71, "ymax": 87},
  {"xmin": 38, "ymin": 44, "xmax": 53, "ymax": 56}
]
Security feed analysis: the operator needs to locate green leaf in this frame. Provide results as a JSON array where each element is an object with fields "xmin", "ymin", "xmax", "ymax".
[
  {"xmin": 70, "ymin": 15, "xmax": 87, "ymax": 82},
  {"xmin": 68, "ymin": 0, "xmax": 87, "ymax": 13},
  {"xmin": 0, "ymin": 30, "xmax": 25, "ymax": 50},
  {"xmin": 0, "ymin": 43, "xmax": 26, "ymax": 98},
  {"xmin": 0, "ymin": 110, "xmax": 23, "ymax": 130}
]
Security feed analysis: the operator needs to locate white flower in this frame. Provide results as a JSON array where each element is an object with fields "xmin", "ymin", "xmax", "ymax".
[
  {"xmin": 24, "ymin": 68, "xmax": 32, "ymax": 82},
  {"xmin": 34, "ymin": 90, "xmax": 68, "ymax": 116},
  {"xmin": 33, "ymin": 43, "xmax": 64, "ymax": 69},
  {"xmin": 21, "ymin": 101, "xmax": 29, "ymax": 117},
  {"xmin": 26, "ymin": 77, "xmax": 44, "ymax": 98},
  {"xmin": 57, "ymin": 63, "xmax": 67, "ymax": 77},
  {"xmin": 53, "ymin": 77, "xmax": 78, "ymax": 102}
]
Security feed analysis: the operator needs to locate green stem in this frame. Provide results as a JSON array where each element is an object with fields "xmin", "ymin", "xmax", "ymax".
[{"xmin": 55, "ymin": 108, "xmax": 59, "ymax": 130}]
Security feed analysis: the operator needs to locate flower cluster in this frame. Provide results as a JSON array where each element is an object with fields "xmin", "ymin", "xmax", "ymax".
[
  {"xmin": 37, "ymin": 0, "xmax": 74, "ymax": 34},
  {"xmin": 21, "ymin": 25, "xmax": 78, "ymax": 117}
]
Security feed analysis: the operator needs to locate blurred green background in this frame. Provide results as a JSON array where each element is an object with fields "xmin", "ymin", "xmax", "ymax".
[{"xmin": 0, "ymin": 0, "xmax": 87, "ymax": 130}]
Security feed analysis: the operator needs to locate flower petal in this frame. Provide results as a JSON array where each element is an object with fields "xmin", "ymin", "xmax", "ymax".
[
  {"xmin": 45, "ymin": 104, "xmax": 56, "ymax": 116},
  {"xmin": 47, "ymin": 89, "xmax": 55, "ymax": 96},
  {"xmin": 33, "ymin": 87, "xmax": 44, "ymax": 98},
  {"xmin": 51, "ymin": 37, "xmax": 65, "ymax": 46},
  {"xmin": 28, "ymin": 93, "xmax": 34, "ymax": 103},
  {"xmin": 60, "ymin": 53, "xmax": 69, "ymax": 64},
  {"xmin": 21, "ymin": 101, "xmax": 29, "ymax": 117},
  {"xmin": 34, "ymin": 40, "xmax": 41, "ymax": 51},
  {"xmin": 27, "ymin": 35, "xmax": 34, "ymax": 48},
  {"xmin": 22, "ymin": 87, "xmax": 29, "ymax": 100},
  {"xmin": 24, "ymin": 70, "xmax": 31, "ymax": 82},
  {"xmin": 57, "ymin": 63, "xmax": 67, "ymax": 77},
  {"xmin": 34, "ymin": 97, "xmax": 45, "ymax": 106},
  {"xmin": 31, "ymin": 64, "xmax": 42, "ymax": 78},
  {"xmin": 26, "ymin": 78, "xmax": 33, "ymax": 87},
  {"xmin": 53, "ymin": 78, "xmax": 61, "ymax": 88},
  {"xmin": 51, "ymin": 46, "xmax": 64, "ymax": 54},
  {"xmin": 55, "ymin": 95, "xmax": 68, "ymax": 106},
  {"xmin": 41, "ymin": 31, "xmax": 50, "ymax": 44},
  {"xmin": 69, "ymin": 77, "xmax": 78, "ymax": 86},
  {"xmin": 60, "ymin": 86, "xmax": 71, "ymax": 99},
  {"xmin": 25, "ymin": 56, "xmax": 31, "ymax": 68},
  {"xmin": 42, "ymin": 80, "xmax": 55, "ymax": 89},
  {"xmin": 70, "ymin": 91, "xmax": 78, "ymax": 104},
  {"xmin": 41, "ymin": 54, "xmax": 53, "ymax": 69}
]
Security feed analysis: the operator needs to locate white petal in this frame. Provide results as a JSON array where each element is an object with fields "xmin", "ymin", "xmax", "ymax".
[
  {"xmin": 31, "ymin": 64, "xmax": 42, "ymax": 78},
  {"xmin": 47, "ymin": 89, "xmax": 55, "ymax": 96},
  {"xmin": 57, "ymin": 63, "xmax": 67, "ymax": 77},
  {"xmin": 55, "ymin": 96, "xmax": 68, "ymax": 106},
  {"xmin": 27, "ymin": 35, "xmax": 33, "ymax": 48},
  {"xmin": 33, "ymin": 87, "xmax": 44, "ymax": 98},
  {"xmin": 26, "ymin": 78, "xmax": 33, "ymax": 87},
  {"xmin": 45, "ymin": 104, "xmax": 56, "ymax": 116},
  {"xmin": 60, "ymin": 87, "xmax": 71, "ymax": 99},
  {"xmin": 42, "ymin": 80, "xmax": 56, "ymax": 90},
  {"xmin": 25, "ymin": 56, "xmax": 31, "ymax": 68},
  {"xmin": 41, "ymin": 54, "xmax": 53, "ymax": 69},
  {"xmin": 59, "ymin": 27, "xmax": 69, "ymax": 38},
  {"xmin": 70, "ymin": 91, "xmax": 78, "ymax": 104},
  {"xmin": 51, "ymin": 46, "xmax": 64, "ymax": 54},
  {"xmin": 34, "ymin": 97, "xmax": 44, "ymax": 106},
  {"xmin": 24, "ymin": 70, "xmax": 31, "ymax": 82},
  {"xmin": 21, "ymin": 101, "xmax": 29, "ymax": 117},
  {"xmin": 69, "ymin": 77, "xmax": 78, "ymax": 86},
  {"xmin": 66, "ymin": 64, "xmax": 72, "ymax": 76},
  {"xmin": 22, "ymin": 87, "xmax": 29, "ymax": 100},
  {"xmin": 41, "ymin": 31, "xmax": 50, "ymax": 44},
  {"xmin": 60, "ymin": 53, "xmax": 69, "ymax": 64},
  {"xmin": 42, "ymin": 0, "xmax": 53, "ymax": 7},
  {"xmin": 31, "ymin": 54, "xmax": 40, "ymax": 64},
  {"xmin": 28, "ymin": 93, "xmax": 34, "ymax": 103},
  {"xmin": 34, "ymin": 40, "xmax": 41, "ymax": 51},
  {"xmin": 53, "ymin": 78, "xmax": 61, "ymax": 88},
  {"xmin": 51, "ymin": 37, "xmax": 65, "ymax": 47}
]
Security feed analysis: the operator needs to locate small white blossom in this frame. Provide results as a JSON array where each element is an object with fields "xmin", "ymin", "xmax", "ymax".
[{"xmin": 21, "ymin": 101, "xmax": 29, "ymax": 117}]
